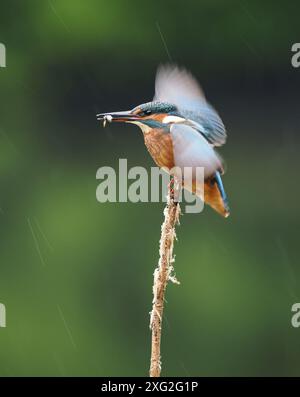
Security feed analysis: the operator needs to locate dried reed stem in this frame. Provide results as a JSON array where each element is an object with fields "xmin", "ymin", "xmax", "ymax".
[{"xmin": 149, "ymin": 183, "xmax": 181, "ymax": 377}]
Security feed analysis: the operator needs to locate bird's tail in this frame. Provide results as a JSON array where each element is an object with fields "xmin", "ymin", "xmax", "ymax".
[{"xmin": 204, "ymin": 171, "xmax": 230, "ymax": 217}]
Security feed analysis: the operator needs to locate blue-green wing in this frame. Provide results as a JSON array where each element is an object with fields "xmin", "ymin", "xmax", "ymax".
[{"xmin": 154, "ymin": 65, "xmax": 227, "ymax": 147}]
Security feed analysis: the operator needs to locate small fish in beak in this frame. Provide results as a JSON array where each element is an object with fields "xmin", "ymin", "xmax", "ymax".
[{"xmin": 103, "ymin": 115, "xmax": 113, "ymax": 128}]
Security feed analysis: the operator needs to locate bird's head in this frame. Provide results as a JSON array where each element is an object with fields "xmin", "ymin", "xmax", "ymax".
[{"xmin": 97, "ymin": 101, "xmax": 182, "ymax": 133}]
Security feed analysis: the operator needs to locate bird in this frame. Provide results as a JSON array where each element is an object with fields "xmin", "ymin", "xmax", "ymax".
[{"xmin": 97, "ymin": 65, "xmax": 230, "ymax": 217}]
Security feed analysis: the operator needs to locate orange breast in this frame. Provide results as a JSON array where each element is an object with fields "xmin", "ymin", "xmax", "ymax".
[
  {"xmin": 144, "ymin": 130, "xmax": 228, "ymax": 217},
  {"xmin": 143, "ymin": 129, "xmax": 174, "ymax": 169}
]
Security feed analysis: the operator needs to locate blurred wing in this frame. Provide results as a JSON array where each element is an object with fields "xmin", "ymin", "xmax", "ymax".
[
  {"xmin": 170, "ymin": 123, "xmax": 222, "ymax": 180},
  {"xmin": 154, "ymin": 64, "xmax": 206, "ymax": 107},
  {"xmin": 188, "ymin": 103, "xmax": 227, "ymax": 147},
  {"xmin": 154, "ymin": 65, "xmax": 227, "ymax": 147}
]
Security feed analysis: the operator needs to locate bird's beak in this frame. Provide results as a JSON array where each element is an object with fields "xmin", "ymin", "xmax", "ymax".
[{"xmin": 96, "ymin": 111, "xmax": 141, "ymax": 126}]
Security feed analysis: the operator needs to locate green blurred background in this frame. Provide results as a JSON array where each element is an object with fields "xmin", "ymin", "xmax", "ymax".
[{"xmin": 0, "ymin": 0, "xmax": 300, "ymax": 376}]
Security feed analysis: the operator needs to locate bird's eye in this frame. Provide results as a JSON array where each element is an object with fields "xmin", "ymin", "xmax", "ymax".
[{"xmin": 141, "ymin": 109, "xmax": 151, "ymax": 116}]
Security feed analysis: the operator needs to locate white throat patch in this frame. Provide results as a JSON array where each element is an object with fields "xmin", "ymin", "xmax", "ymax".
[
  {"xmin": 162, "ymin": 115, "xmax": 185, "ymax": 124},
  {"xmin": 130, "ymin": 121, "xmax": 152, "ymax": 134}
]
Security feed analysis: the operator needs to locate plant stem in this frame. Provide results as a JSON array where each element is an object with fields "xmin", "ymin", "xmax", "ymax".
[{"xmin": 149, "ymin": 185, "xmax": 180, "ymax": 377}]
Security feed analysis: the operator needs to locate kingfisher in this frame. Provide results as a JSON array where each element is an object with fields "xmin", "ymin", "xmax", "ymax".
[{"xmin": 97, "ymin": 65, "xmax": 230, "ymax": 217}]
